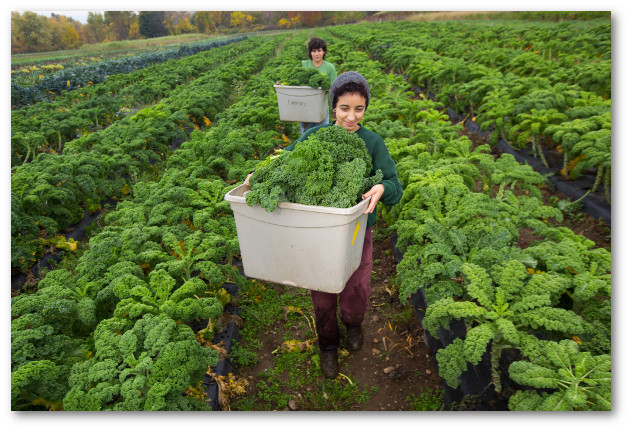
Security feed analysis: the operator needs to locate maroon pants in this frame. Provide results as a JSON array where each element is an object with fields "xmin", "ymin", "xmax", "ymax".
[{"xmin": 310, "ymin": 228, "xmax": 373, "ymax": 351}]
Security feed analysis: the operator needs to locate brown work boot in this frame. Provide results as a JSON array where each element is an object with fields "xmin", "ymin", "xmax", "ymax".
[
  {"xmin": 347, "ymin": 326, "xmax": 364, "ymax": 351},
  {"xmin": 320, "ymin": 350, "xmax": 338, "ymax": 379}
]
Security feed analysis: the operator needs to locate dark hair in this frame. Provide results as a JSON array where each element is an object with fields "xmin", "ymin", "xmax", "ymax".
[
  {"xmin": 307, "ymin": 37, "xmax": 327, "ymax": 59},
  {"xmin": 331, "ymin": 81, "xmax": 369, "ymax": 110}
]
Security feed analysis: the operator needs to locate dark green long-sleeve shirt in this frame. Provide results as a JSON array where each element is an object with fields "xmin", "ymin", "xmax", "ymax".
[{"xmin": 285, "ymin": 122, "xmax": 403, "ymax": 228}]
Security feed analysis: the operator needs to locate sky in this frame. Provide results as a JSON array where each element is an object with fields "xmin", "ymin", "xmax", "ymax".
[
  {"xmin": 15, "ymin": 0, "xmax": 626, "ymax": 20},
  {"xmin": 33, "ymin": 11, "xmax": 97, "ymax": 24},
  {"xmin": 31, "ymin": 10, "xmax": 96, "ymax": 24}
]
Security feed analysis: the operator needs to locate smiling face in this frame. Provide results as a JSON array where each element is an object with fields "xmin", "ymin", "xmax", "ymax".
[{"xmin": 334, "ymin": 93, "xmax": 366, "ymax": 133}]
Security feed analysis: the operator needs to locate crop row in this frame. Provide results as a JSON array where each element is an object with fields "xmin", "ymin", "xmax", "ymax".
[
  {"xmin": 324, "ymin": 28, "xmax": 610, "ymax": 410},
  {"xmin": 10, "ymin": 36, "xmax": 269, "ymax": 276},
  {"xmin": 11, "ymin": 37, "xmax": 250, "ymax": 168},
  {"xmin": 10, "ymin": 31, "xmax": 317, "ymax": 410},
  {"xmin": 330, "ymin": 20, "xmax": 612, "ymax": 204},
  {"xmin": 10, "ymin": 36, "xmax": 247, "ymax": 108}
]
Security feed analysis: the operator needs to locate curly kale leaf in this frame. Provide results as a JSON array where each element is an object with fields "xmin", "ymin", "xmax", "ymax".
[
  {"xmin": 423, "ymin": 261, "xmax": 586, "ymax": 392},
  {"xmin": 12, "ymin": 268, "xmax": 98, "ymax": 333},
  {"xmin": 11, "ymin": 360, "xmax": 70, "ymax": 411},
  {"xmin": 11, "ymin": 313, "xmax": 86, "ymax": 371},
  {"xmin": 277, "ymin": 62, "xmax": 331, "ymax": 90},
  {"xmin": 508, "ymin": 339, "xmax": 611, "ymax": 411},
  {"xmin": 246, "ymin": 126, "xmax": 382, "ymax": 211},
  {"xmin": 112, "ymin": 269, "xmax": 224, "ymax": 323},
  {"xmin": 63, "ymin": 314, "xmax": 217, "ymax": 411}
]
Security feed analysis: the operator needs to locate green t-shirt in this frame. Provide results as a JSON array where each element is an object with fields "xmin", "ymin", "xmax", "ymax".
[
  {"xmin": 301, "ymin": 59, "xmax": 337, "ymax": 83},
  {"xmin": 285, "ymin": 123, "xmax": 403, "ymax": 228}
]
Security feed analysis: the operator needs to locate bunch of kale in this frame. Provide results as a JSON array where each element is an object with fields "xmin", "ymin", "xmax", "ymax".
[
  {"xmin": 276, "ymin": 63, "xmax": 331, "ymax": 90},
  {"xmin": 246, "ymin": 126, "xmax": 383, "ymax": 212}
]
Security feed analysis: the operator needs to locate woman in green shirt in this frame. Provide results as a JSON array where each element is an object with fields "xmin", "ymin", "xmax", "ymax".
[
  {"xmin": 299, "ymin": 37, "xmax": 337, "ymax": 134},
  {"xmin": 244, "ymin": 72, "xmax": 402, "ymax": 379},
  {"xmin": 287, "ymin": 72, "xmax": 403, "ymax": 378}
]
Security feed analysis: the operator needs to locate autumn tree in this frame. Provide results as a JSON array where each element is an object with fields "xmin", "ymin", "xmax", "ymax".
[
  {"xmin": 302, "ymin": 11, "xmax": 323, "ymax": 27},
  {"xmin": 209, "ymin": 11, "xmax": 231, "ymax": 28},
  {"xmin": 264, "ymin": 11, "xmax": 286, "ymax": 28},
  {"xmin": 48, "ymin": 14, "xmax": 81, "ymax": 50},
  {"xmin": 164, "ymin": 12, "xmax": 195, "ymax": 35},
  {"xmin": 288, "ymin": 12, "xmax": 303, "ymax": 28},
  {"xmin": 138, "ymin": 11, "xmax": 168, "ymax": 38},
  {"xmin": 12, "ymin": 11, "xmax": 85, "ymax": 52},
  {"xmin": 128, "ymin": 20, "xmax": 142, "ymax": 40},
  {"xmin": 85, "ymin": 12, "xmax": 107, "ymax": 44},
  {"xmin": 104, "ymin": 11, "xmax": 136, "ymax": 41},
  {"xmin": 230, "ymin": 11, "xmax": 248, "ymax": 28},
  {"xmin": 11, "ymin": 11, "xmax": 52, "ymax": 53},
  {"xmin": 191, "ymin": 11, "xmax": 216, "ymax": 33},
  {"xmin": 62, "ymin": 24, "xmax": 82, "ymax": 49}
]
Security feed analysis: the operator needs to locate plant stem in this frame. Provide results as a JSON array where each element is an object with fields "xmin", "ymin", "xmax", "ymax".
[
  {"xmin": 534, "ymin": 137, "xmax": 549, "ymax": 168},
  {"xmin": 490, "ymin": 336, "xmax": 503, "ymax": 393},
  {"xmin": 591, "ymin": 164, "xmax": 603, "ymax": 193}
]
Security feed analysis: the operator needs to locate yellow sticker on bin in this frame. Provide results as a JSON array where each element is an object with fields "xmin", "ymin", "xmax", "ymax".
[{"xmin": 352, "ymin": 221, "xmax": 360, "ymax": 245}]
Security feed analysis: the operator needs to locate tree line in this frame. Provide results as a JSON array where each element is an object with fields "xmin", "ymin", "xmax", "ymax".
[{"xmin": 11, "ymin": 11, "xmax": 374, "ymax": 54}]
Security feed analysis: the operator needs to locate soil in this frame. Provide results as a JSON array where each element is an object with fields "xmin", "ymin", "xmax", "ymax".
[
  {"xmin": 341, "ymin": 231, "xmax": 445, "ymax": 411},
  {"xmin": 228, "ymin": 228, "xmax": 443, "ymax": 411}
]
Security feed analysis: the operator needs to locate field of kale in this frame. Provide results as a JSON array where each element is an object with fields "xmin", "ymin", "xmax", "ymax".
[{"xmin": 11, "ymin": 17, "xmax": 611, "ymax": 413}]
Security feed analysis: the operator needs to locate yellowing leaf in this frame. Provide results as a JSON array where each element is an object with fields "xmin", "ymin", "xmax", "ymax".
[
  {"xmin": 276, "ymin": 338, "xmax": 316, "ymax": 353},
  {"xmin": 67, "ymin": 239, "xmax": 78, "ymax": 251}
]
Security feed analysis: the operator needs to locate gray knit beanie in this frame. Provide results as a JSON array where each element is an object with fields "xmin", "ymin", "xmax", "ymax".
[{"xmin": 330, "ymin": 71, "xmax": 371, "ymax": 110}]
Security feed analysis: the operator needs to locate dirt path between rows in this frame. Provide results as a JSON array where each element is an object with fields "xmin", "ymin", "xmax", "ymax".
[{"xmin": 226, "ymin": 226, "xmax": 443, "ymax": 411}]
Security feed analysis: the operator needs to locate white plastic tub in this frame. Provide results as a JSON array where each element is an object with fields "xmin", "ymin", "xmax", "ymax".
[
  {"xmin": 274, "ymin": 85, "xmax": 328, "ymax": 123},
  {"xmin": 224, "ymin": 184, "xmax": 370, "ymax": 293}
]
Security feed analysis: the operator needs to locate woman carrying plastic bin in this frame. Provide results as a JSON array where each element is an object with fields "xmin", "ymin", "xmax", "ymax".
[
  {"xmin": 299, "ymin": 37, "xmax": 337, "ymax": 134},
  {"xmin": 249, "ymin": 71, "xmax": 403, "ymax": 378}
]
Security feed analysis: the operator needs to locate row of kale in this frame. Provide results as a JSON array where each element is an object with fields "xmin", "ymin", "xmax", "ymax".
[
  {"xmin": 11, "ymin": 36, "xmax": 248, "ymax": 108},
  {"xmin": 11, "ymin": 37, "xmax": 267, "ymax": 275},
  {"xmin": 10, "ymin": 32, "xmax": 313, "ymax": 411},
  {"xmin": 336, "ymin": 20, "xmax": 612, "ymax": 205},
  {"xmin": 325, "ymin": 27, "xmax": 611, "ymax": 411},
  {"xmin": 11, "ymin": 36, "xmax": 248, "ymax": 168}
]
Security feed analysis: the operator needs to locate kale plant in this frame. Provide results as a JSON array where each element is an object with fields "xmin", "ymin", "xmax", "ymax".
[
  {"xmin": 246, "ymin": 126, "xmax": 383, "ymax": 212},
  {"xmin": 423, "ymin": 260, "xmax": 584, "ymax": 392},
  {"xmin": 508, "ymin": 339, "xmax": 610, "ymax": 411},
  {"xmin": 63, "ymin": 314, "xmax": 218, "ymax": 411}
]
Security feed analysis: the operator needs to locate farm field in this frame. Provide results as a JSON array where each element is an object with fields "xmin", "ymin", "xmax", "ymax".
[{"xmin": 11, "ymin": 15, "xmax": 611, "ymax": 412}]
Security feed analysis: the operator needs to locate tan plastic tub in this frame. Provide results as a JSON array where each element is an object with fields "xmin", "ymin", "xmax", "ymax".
[
  {"xmin": 225, "ymin": 184, "xmax": 370, "ymax": 293},
  {"xmin": 274, "ymin": 85, "xmax": 328, "ymax": 123}
]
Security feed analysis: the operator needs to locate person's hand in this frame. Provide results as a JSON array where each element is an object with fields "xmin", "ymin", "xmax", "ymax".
[
  {"xmin": 362, "ymin": 184, "xmax": 385, "ymax": 214},
  {"xmin": 244, "ymin": 172, "xmax": 254, "ymax": 186}
]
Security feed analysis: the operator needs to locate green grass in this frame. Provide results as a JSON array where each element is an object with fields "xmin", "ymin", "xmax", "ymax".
[
  {"xmin": 11, "ymin": 29, "xmax": 294, "ymax": 68},
  {"xmin": 229, "ymin": 279, "xmax": 379, "ymax": 411},
  {"xmin": 233, "ymin": 347, "xmax": 378, "ymax": 411},
  {"xmin": 11, "ymin": 33, "xmax": 226, "ymax": 67},
  {"xmin": 405, "ymin": 386, "xmax": 445, "ymax": 411}
]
